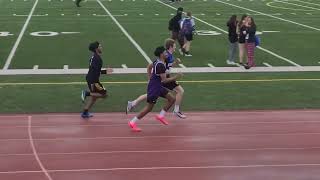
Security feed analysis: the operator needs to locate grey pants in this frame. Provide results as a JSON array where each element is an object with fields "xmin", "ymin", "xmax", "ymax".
[{"xmin": 228, "ymin": 42, "xmax": 238, "ymax": 62}]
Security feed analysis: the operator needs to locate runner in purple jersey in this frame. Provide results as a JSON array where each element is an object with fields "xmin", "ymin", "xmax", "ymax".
[{"xmin": 128, "ymin": 46, "xmax": 183, "ymax": 132}]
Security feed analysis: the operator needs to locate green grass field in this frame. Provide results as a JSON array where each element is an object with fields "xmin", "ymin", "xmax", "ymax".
[{"xmin": 0, "ymin": 0, "xmax": 320, "ymax": 113}]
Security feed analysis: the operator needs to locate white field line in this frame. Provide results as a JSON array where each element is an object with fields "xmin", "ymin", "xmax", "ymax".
[
  {"xmin": 96, "ymin": 0, "xmax": 152, "ymax": 63},
  {"xmin": 215, "ymin": 0, "xmax": 320, "ymax": 32},
  {"xmin": 3, "ymin": 66, "xmax": 320, "ymax": 75},
  {"xmin": 28, "ymin": 116, "xmax": 53, "ymax": 180},
  {"xmin": 3, "ymin": 0, "xmax": 39, "ymax": 70},
  {"xmin": 294, "ymin": 0, "xmax": 320, "ymax": 6},
  {"xmin": 13, "ymin": 14, "xmax": 48, "ymax": 17},
  {"xmin": 155, "ymin": 0, "xmax": 300, "ymax": 67},
  {"xmin": 263, "ymin": 62, "xmax": 272, "ymax": 67},
  {"xmin": 208, "ymin": 63, "xmax": 215, "ymax": 67},
  {"xmin": 275, "ymin": 0, "xmax": 320, "ymax": 11}
]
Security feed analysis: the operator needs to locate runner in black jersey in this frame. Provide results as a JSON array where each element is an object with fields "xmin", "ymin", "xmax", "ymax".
[{"xmin": 81, "ymin": 41, "xmax": 113, "ymax": 118}]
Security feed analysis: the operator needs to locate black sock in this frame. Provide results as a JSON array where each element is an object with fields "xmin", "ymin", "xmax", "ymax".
[
  {"xmin": 83, "ymin": 109, "xmax": 88, "ymax": 113},
  {"xmin": 85, "ymin": 91, "xmax": 90, "ymax": 97}
]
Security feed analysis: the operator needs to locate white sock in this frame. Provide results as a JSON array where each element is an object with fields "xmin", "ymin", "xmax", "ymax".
[
  {"xmin": 130, "ymin": 116, "xmax": 139, "ymax": 123},
  {"xmin": 174, "ymin": 105, "xmax": 180, "ymax": 112},
  {"xmin": 159, "ymin": 109, "xmax": 166, "ymax": 117},
  {"xmin": 132, "ymin": 100, "xmax": 137, "ymax": 107}
]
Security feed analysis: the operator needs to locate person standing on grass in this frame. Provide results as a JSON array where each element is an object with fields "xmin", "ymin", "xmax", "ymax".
[
  {"xmin": 168, "ymin": 7, "xmax": 185, "ymax": 53},
  {"xmin": 243, "ymin": 16, "xmax": 257, "ymax": 69},
  {"xmin": 80, "ymin": 41, "xmax": 113, "ymax": 118},
  {"xmin": 126, "ymin": 39, "xmax": 186, "ymax": 119},
  {"xmin": 237, "ymin": 14, "xmax": 248, "ymax": 66},
  {"xmin": 180, "ymin": 11, "xmax": 195, "ymax": 56},
  {"xmin": 128, "ymin": 46, "xmax": 183, "ymax": 132},
  {"xmin": 226, "ymin": 15, "xmax": 238, "ymax": 65}
]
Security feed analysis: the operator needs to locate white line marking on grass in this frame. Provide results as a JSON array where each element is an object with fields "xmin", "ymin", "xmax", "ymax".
[
  {"xmin": 306, "ymin": 13, "xmax": 313, "ymax": 15},
  {"xmin": 275, "ymin": 0, "xmax": 320, "ymax": 11},
  {"xmin": 208, "ymin": 63, "xmax": 215, "ymax": 67},
  {"xmin": 96, "ymin": 0, "xmax": 152, "ymax": 63},
  {"xmin": 33, "ymin": 65, "xmax": 39, "ymax": 70},
  {"xmin": 155, "ymin": 0, "xmax": 300, "ymax": 67},
  {"xmin": 3, "ymin": 0, "xmax": 39, "ymax": 70},
  {"xmin": 139, "ymin": 13, "xmax": 144, "ymax": 16},
  {"xmin": 290, "ymin": 12, "xmax": 297, "ymax": 15},
  {"xmin": 179, "ymin": 64, "xmax": 187, "ymax": 68},
  {"xmin": 13, "ymin": 14, "xmax": 48, "ymax": 17},
  {"xmin": 61, "ymin": 14, "xmax": 64, "ymax": 16},
  {"xmin": 121, "ymin": 64, "xmax": 128, "ymax": 68},
  {"xmin": 28, "ymin": 116, "xmax": 53, "ymax": 180},
  {"xmin": 256, "ymin": 46, "xmax": 301, "ymax": 67},
  {"xmin": 263, "ymin": 62, "xmax": 272, "ymax": 67},
  {"xmin": 216, "ymin": 0, "xmax": 320, "ymax": 31},
  {"xmin": 77, "ymin": 14, "xmax": 80, "ymax": 16},
  {"xmin": 294, "ymin": 0, "xmax": 320, "ymax": 6},
  {"xmin": 61, "ymin": 32, "xmax": 81, "ymax": 34},
  {"xmin": 63, "ymin": 65, "xmax": 69, "ymax": 70},
  {"xmin": 155, "ymin": 13, "xmax": 159, "ymax": 16}
]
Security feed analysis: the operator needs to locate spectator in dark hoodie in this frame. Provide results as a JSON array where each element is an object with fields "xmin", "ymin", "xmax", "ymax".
[
  {"xmin": 226, "ymin": 15, "xmax": 238, "ymax": 65},
  {"xmin": 168, "ymin": 7, "xmax": 184, "ymax": 51}
]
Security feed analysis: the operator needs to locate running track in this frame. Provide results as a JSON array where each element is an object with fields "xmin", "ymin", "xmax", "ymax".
[{"xmin": 1, "ymin": 110, "xmax": 320, "ymax": 180}]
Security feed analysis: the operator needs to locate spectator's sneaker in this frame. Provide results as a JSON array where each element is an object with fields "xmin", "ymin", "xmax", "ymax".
[
  {"xmin": 155, "ymin": 115, "xmax": 169, "ymax": 125},
  {"xmin": 128, "ymin": 121, "xmax": 142, "ymax": 132},
  {"xmin": 174, "ymin": 111, "xmax": 187, "ymax": 119},
  {"xmin": 81, "ymin": 112, "xmax": 93, "ymax": 118},
  {"xmin": 185, "ymin": 53, "xmax": 192, "ymax": 57},
  {"xmin": 126, "ymin": 101, "xmax": 134, "ymax": 114},
  {"xmin": 81, "ymin": 90, "xmax": 86, "ymax": 103},
  {"xmin": 226, "ymin": 60, "xmax": 236, "ymax": 65},
  {"xmin": 179, "ymin": 48, "xmax": 184, "ymax": 56}
]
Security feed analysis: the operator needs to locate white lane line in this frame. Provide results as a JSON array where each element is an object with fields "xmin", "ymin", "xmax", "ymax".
[
  {"xmin": 155, "ymin": 0, "xmax": 301, "ymax": 67},
  {"xmin": 263, "ymin": 62, "xmax": 272, "ymax": 67},
  {"xmin": 28, "ymin": 116, "xmax": 53, "ymax": 180},
  {"xmin": 215, "ymin": 0, "xmax": 320, "ymax": 32},
  {"xmin": 33, "ymin": 65, "xmax": 39, "ymax": 70},
  {"xmin": 96, "ymin": 0, "xmax": 152, "ymax": 63},
  {"xmin": 121, "ymin": 64, "xmax": 128, "ymax": 68},
  {"xmin": 2, "ymin": 164, "xmax": 320, "ymax": 174},
  {"xmin": 294, "ymin": 0, "xmax": 320, "ymax": 6},
  {"xmin": 275, "ymin": 0, "xmax": 320, "ymax": 11},
  {"xmin": 3, "ymin": 0, "xmax": 39, "ymax": 70},
  {"xmin": 208, "ymin": 63, "xmax": 215, "ymax": 67}
]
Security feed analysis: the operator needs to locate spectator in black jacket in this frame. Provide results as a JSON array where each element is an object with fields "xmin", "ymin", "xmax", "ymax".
[
  {"xmin": 226, "ymin": 15, "xmax": 238, "ymax": 65},
  {"xmin": 168, "ymin": 7, "xmax": 184, "ymax": 50}
]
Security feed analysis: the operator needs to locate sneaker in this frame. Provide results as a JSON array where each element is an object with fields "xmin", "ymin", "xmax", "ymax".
[
  {"xmin": 185, "ymin": 53, "xmax": 192, "ymax": 57},
  {"xmin": 174, "ymin": 111, "xmax": 187, "ymax": 119},
  {"xmin": 128, "ymin": 121, "xmax": 142, "ymax": 132},
  {"xmin": 81, "ymin": 90, "xmax": 86, "ymax": 103},
  {"xmin": 226, "ymin": 60, "xmax": 236, "ymax": 65},
  {"xmin": 179, "ymin": 48, "xmax": 183, "ymax": 56},
  {"xmin": 155, "ymin": 115, "xmax": 169, "ymax": 125},
  {"xmin": 126, "ymin": 101, "xmax": 133, "ymax": 114},
  {"xmin": 81, "ymin": 112, "xmax": 93, "ymax": 118}
]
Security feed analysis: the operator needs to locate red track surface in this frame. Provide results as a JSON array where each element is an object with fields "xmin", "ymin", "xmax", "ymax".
[{"xmin": 1, "ymin": 110, "xmax": 320, "ymax": 180}]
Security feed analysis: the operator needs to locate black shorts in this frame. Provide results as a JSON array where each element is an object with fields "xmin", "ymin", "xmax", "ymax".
[
  {"xmin": 147, "ymin": 87, "xmax": 169, "ymax": 104},
  {"xmin": 163, "ymin": 81, "xmax": 179, "ymax": 90},
  {"xmin": 185, "ymin": 33, "xmax": 193, "ymax": 41},
  {"xmin": 87, "ymin": 82, "xmax": 107, "ymax": 95}
]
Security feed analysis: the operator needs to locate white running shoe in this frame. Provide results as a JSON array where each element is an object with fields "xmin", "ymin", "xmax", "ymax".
[
  {"xmin": 126, "ymin": 101, "xmax": 134, "ymax": 114},
  {"xmin": 174, "ymin": 111, "xmax": 187, "ymax": 119}
]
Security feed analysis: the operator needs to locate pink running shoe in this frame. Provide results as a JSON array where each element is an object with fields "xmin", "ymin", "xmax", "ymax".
[
  {"xmin": 128, "ymin": 121, "xmax": 142, "ymax": 132},
  {"xmin": 156, "ymin": 115, "xmax": 169, "ymax": 125}
]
